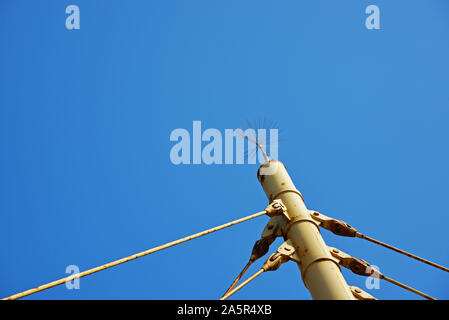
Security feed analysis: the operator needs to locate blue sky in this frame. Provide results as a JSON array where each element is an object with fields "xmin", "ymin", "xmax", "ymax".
[{"xmin": 1, "ymin": 0, "xmax": 449, "ymax": 300}]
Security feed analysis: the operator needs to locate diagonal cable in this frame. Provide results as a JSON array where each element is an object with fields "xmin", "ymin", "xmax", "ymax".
[
  {"xmin": 379, "ymin": 274, "xmax": 436, "ymax": 300},
  {"xmin": 2, "ymin": 210, "xmax": 267, "ymax": 300},
  {"xmin": 311, "ymin": 211, "xmax": 449, "ymax": 274},
  {"xmin": 222, "ymin": 261, "xmax": 252, "ymax": 298},
  {"xmin": 356, "ymin": 233, "xmax": 449, "ymax": 273},
  {"xmin": 222, "ymin": 235, "xmax": 275, "ymax": 297},
  {"xmin": 220, "ymin": 252, "xmax": 287, "ymax": 300},
  {"xmin": 220, "ymin": 269, "xmax": 264, "ymax": 300},
  {"xmin": 329, "ymin": 246, "xmax": 437, "ymax": 300}
]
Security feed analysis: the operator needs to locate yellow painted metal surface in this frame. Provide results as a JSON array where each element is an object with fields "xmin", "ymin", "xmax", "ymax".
[{"xmin": 257, "ymin": 160, "xmax": 354, "ymax": 300}]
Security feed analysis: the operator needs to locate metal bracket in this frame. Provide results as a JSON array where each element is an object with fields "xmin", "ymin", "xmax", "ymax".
[
  {"xmin": 309, "ymin": 210, "xmax": 358, "ymax": 237},
  {"xmin": 249, "ymin": 236, "xmax": 275, "ymax": 263},
  {"xmin": 350, "ymin": 286, "xmax": 377, "ymax": 300},
  {"xmin": 261, "ymin": 215, "xmax": 288, "ymax": 239},
  {"xmin": 261, "ymin": 240, "xmax": 301, "ymax": 272},
  {"xmin": 248, "ymin": 200, "xmax": 289, "ymax": 263},
  {"xmin": 265, "ymin": 199, "xmax": 289, "ymax": 220},
  {"xmin": 328, "ymin": 246, "xmax": 382, "ymax": 278},
  {"xmin": 261, "ymin": 253, "xmax": 289, "ymax": 272},
  {"xmin": 257, "ymin": 200, "xmax": 289, "ymax": 259},
  {"xmin": 277, "ymin": 240, "xmax": 301, "ymax": 264}
]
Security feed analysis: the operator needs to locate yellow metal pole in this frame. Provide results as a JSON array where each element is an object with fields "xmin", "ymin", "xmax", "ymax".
[{"xmin": 257, "ymin": 161, "xmax": 354, "ymax": 300}]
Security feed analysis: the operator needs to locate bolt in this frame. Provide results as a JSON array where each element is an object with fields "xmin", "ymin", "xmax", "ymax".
[
  {"xmin": 355, "ymin": 288, "xmax": 362, "ymax": 293},
  {"xmin": 332, "ymin": 249, "xmax": 339, "ymax": 253},
  {"xmin": 313, "ymin": 212, "xmax": 319, "ymax": 216}
]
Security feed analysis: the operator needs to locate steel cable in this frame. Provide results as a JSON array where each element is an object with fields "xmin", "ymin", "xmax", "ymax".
[
  {"xmin": 379, "ymin": 274, "xmax": 436, "ymax": 300},
  {"xmin": 2, "ymin": 210, "xmax": 267, "ymax": 300},
  {"xmin": 222, "ymin": 261, "xmax": 252, "ymax": 298},
  {"xmin": 356, "ymin": 233, "xmax": 449, "ymax": 274},
  {"xmin": 220, "ymin": 269, "xmax": 265, "ymax": 300}
]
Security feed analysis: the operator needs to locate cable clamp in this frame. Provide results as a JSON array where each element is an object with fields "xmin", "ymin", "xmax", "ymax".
[
  {"xmin": 310, "ymin": 211, "xmax": 358, "ymax": 237},
  {"xmin": 221, "ymin": 203, "xmax": 289, "ymax": 296},
  {"xmin": 252, "ymin": 201, "xmax": 290, "ymax": 262},
  {"xmin": 261, "ymin": 240, "xmax": 301, "ymax": 271},
  {"xmin": 328, "ymin": 246, "xmax": 381, "ymax": 278},
  {"xmin": 249, "ymin": 236, "xmax": 275, "ymax": 263},
  {"xmin": 264, "ymin": 199, "xmax": 288, "ymax": 218},
  {"xmin": 261, "ymin": 252, "xmax": 289, "ymax": 272}
]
